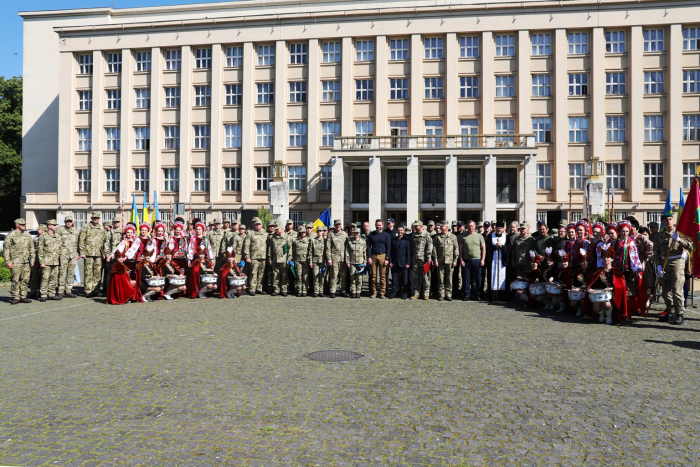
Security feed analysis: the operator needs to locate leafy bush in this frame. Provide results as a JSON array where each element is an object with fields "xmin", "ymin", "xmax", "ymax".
[
  {"xmin": 257, "ymin": 207, "xmax": 273, "ymax": 229},
  {"xmin": 0, "ymin": 253, "xmax": 10, "ymax": 283}
]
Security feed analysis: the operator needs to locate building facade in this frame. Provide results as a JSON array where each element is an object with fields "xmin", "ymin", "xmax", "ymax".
[{"xmin": 20, "ymin": 0, "xmax": 700, "ymax": 229}]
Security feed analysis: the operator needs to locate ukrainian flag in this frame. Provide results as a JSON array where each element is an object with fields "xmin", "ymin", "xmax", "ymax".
[
  {"xmin": 142, "ymin": 193, "xmax": 150, "ymax": 225},
  {"xmin": 129, "ymin": 194, "xmax": 140, "ymax": 229},
  {"xmin": 677, "ymin": 187, "xmax": 685, "ymax": 224},
  {"xmin": 313, "ymin": 206, "xmax": 332, "ymax": 232}
]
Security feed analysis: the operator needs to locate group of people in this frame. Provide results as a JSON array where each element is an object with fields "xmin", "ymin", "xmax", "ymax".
[{"xmin": 3, "ymin": 210, "xmax": 692, "ymax": 325}]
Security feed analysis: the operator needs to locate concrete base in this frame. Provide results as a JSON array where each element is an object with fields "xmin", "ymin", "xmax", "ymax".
[
  {"xmin": 586, "ymin": 179, "xmax": 605, "ymax": 218},
  {"xmin": 269, "ymin": 181, "xmax": 289, "ymax": 224}
]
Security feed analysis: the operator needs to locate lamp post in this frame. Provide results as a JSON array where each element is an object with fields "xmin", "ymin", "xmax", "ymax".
[{"xmin": 271, "ymin": 160, "xmax": 287, "ymax": 182}]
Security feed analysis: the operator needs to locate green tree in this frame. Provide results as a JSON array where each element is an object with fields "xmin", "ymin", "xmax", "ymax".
[
  {"xmin": 0, "ymin": 76, "xmax": 23, "ymax": 229},
  {"xmin": 257, "ymin": 206, "xmax": 273, "ymax": 229}
]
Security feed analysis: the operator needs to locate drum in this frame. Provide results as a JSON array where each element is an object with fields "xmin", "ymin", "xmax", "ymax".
[
  {"xmin": 590, "ymin": 290, "xmax": 613, "ymax": 303},
  {"xmin": 510, "ymin": 279, "xmax": 528, "ymax": 291},
  {"xmin": 528, "ymin": 283, "xmax": 547, "ymax": 296},
  {"xmin": 147, "ymin": 277, "xmax": 165, "ymax": 287},
  {"xmin": 168, "ymin": 276, "xmax": 186, "ymax": 286},
  {"xmin": 201, "ymin": 274, "xmax": 218, "ymax": 284},
  {"xmin": 546, "ymin": 282, "xmax": 563, "ymax": 295},
  {"xmin": 228, "ymin": 277, "xmax": 246, "ymax": 287},
  {"xmin": 568, "ymin": 289, "xmax": 586, "ymax": 301}
]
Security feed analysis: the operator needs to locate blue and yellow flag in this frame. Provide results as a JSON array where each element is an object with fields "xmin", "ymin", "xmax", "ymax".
[
  {"xmin": 663, "ymin": 189, "xmax": 673, "ymax": 219},
  {"xmin": 142, "ymin": 193, "xmax": 150, "ymax": 225},
  {"xmin": 129, "ymin": 194, "xmax": 140, "ymax": 229},
  {"xmin": 154, "ymin": 190, "xmax": 160, "ymax": 222},
  {"xmin": 677, "ymin": 187, "xmax": 685, "ymax": 224},
  {"xmin": 313, "ymin": 206, "xmax": 332, "ymax": 232}
]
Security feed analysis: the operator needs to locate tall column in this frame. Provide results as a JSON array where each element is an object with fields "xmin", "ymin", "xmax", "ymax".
[
  {"xmin": 410, "ymin": 34, "xmax": 423, "ymax": 136},
  {"xmin": 341, "ymin": 37, "xmax": 353, "ymax": 136},
  {"xmin": 445, "ymin": 155, "xmax": 458, "ymax": 222},
  {"xmin": 375, "ymin": 36, "xmax": 387, "ymax": 136},
  {"xmin": 483, "ymin": 155, "xmax": 497, "ymax": 221},
  {"xmin": 209, "ymin": 44, "xmax": 223, "ymax": 203},
  {"xmin": 628, "ymin": 26, "xmax": 643, "ymax": 203},
  {"xmin": 523, "ymin": 155, "xmax": 537, "ymax": 223},
  {"xmin": 406, "ymin": 155, "xmax": 419, "ymax": 223},
  {"xmin": 118, "ymin": 50, "xmax": 132, "ymax": 206},
  {"xmin": 57, "ymin": 52, "xmax": 74, "ymax": 204},
  {"xmin": 149, "ymin": 47, "xmax": 162, "ymax": 207},
  {"xmin": 368, "ymin": 156, "xmax": 382, "ymax": 223},
  {"xmin": 274, "ymin": 40, "xmax": 287, "ymax": 164},
  {"xmin": 307, "ymin": 39, "xmax": 320, "ymax": 203},
  {"xmin": 554, "ymin": 29, "xmax": 569, "ymax": 204},
  {"xmin": 91, "ymin": 51, "xmax": 105, "ymax": 204},
  {"xmin": 179, "ymin": 46, "xmax": 192, "ymax": 203},
  {"xmin": 590, "ymin": 28, "xmax": 606, "ymax": 163},
  {"xmin": 668, "ymin": 24, "xmax": 683, "ymax": 193},
  {"xmin": 241, "ymin": 42, "xmax": 255, "ymax": 204},
  {"xmin": 481, "ymin": 31, "xmax": 494, "ymax": 134},
  {"xmin": 446, "ymin": 33, "xmax": 458, "ymax": 135},
  {"xmin": 331, "ymin": 156, "xmax": 345, "ymax": 222},
  {"xmin": 517, "ymin": 30, "xmax": 531, "ymax": 134}
]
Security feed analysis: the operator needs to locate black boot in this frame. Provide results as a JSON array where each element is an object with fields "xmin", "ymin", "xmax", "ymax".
[{"xmin": 673, "ymin": 314, "xmax": 684, "ymax": 325}]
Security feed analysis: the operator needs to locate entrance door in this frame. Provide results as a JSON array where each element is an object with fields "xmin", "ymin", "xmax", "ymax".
[
  {"xmin": 421, "ymin": 210, "xmax": 444, "ymax": 225},
  {"xmin": 497, "ymin": 210, "xmax": 518, "ymax": 225},
  {"xmin": 458, "ymin": 211, "xmax": 481, "ymax": 224},
  {"xmin": 351, "ymin": 210, "xmax": 369, "ymax": 225}
]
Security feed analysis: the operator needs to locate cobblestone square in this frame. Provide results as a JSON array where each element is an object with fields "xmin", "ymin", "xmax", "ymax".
[{"xmin": 1, "ymin": 288, "xmax": 699, "ymax": 466}]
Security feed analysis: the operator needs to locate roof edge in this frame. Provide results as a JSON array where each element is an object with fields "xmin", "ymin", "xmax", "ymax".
[{"xmin": 19, "ymin": 7, "xmax": 112, "ymax": 19}]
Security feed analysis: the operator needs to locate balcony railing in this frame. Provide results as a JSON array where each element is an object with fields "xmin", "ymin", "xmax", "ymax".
[{"xmin": 333, "ymin": 134, "xmax": 536, "ymax": 150}]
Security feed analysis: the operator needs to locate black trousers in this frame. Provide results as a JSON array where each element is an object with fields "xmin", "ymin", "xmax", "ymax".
[{"xmin": 392, "ymin": 266, "xmax": 411, "ymax": 295}]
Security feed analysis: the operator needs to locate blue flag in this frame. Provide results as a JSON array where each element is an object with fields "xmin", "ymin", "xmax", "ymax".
[
  {"xmin": 313, "ymin": 206, "xmax": 332, "ymax": 232},
  {"xmin": 154, "ymin": 190, "xmax": 160, "ymax": 221},
  {"xmin": 663, "ymin": 189, "xmax": 673, "ymax": 218}
]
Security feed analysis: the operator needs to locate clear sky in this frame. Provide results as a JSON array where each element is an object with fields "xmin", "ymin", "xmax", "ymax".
[{"xmin": 1, "ymin": 0, "xmax": 232, "ymax": 79}]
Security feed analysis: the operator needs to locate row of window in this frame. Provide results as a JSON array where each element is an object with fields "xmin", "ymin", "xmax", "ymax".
[
  {"xmin": 537, "ymin": 162, "xmax": 676, "ymax": 191},
  {"xmin": 75, "ymin": 27, "xmax": 700, "ymax": 75}
]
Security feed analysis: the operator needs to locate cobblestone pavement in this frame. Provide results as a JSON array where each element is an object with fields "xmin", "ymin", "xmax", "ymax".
[{"xmin": 1, "ymin": 287, "xmax": 699, "ymax": 466}]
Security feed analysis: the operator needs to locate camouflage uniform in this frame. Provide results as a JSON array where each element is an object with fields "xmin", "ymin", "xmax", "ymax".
[
  {"xmin": 208, "ymin": 225, "xmax": 225, "ymax": 270},
  {"xmin": 325, "ymin": 223, "xmax": 348, "ymax": 297},
  {"xmin": 292, "ymin": 227, "xmax": 311, "ymax": 295},
  {"xmin": 284, "ymin": 221, "xmax": 298, "ymax": 241},
  {"xmin": 38, "ymin": 224, "xmax": 61, "ymax": 299},
  {"xmin": 433, "ymin": 231, "xmax": 459, "ymax": 300},
  {"xmin": 29, "ymin": 225, "xmax": 46, "ymax": 298},
  {"xmin": 5, "ymin": 221, "xmax": 35, "ymax": 301},
  {"xmin": 345, "ymin": 229, "xmax": 367, "ymax": 296},
  {"xmin": 653, "ymin": 227, "xmax": 694, "ymax": 320},
  {"xmin": 267, "ymin": 232, "xmax": 291, "ymax": 294},
  {"xmin": 242, "ymin": 220, "xmax": 268, "ymax": 294},
  {"xmin": 511, "ymin": 234, "xmax": 536, "ymax": 277},
  {"xmin": 57, "ymin": 221, "xmax": 80, "ymax": 295},
  {"xmin": 410, "ymin": 224, "xmax": 433, "ymax": 299},
  {"xmin": 102, "ymin": 226, "xmax": 122, "ymax": 293},
  {"xmin": 309, "ymin": 228, "xmax": 326, "ymax": 296},
  {"xmin": 78, "ymin": 216, "xmax": 106, "ymax": 295}
]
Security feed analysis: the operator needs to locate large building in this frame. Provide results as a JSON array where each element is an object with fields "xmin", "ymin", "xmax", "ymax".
[{"xmin": 20, "ymin": 0, "xmax": 700, "ymax": 229}]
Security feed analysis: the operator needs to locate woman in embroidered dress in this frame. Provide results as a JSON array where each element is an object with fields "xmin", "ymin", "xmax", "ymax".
[
  {"xmin": 587, "ymin": 243, "xmax": 628, "ymax": 324},
  {"xmin": 613, "ymin": 220, "xmax": 643, "ymax": 296},
  {"xmin": 186, "ymin": 244, "xmax": 217, "ymax": 298},
  {"xmin": 219, "ymin": 247, "xmax": 247, "ymax": 298},
  {"xmin": 109, "ymin": 223, "xmax": 138, "ymax": 270},
  {"xmin": 132, "ymin": 238, "xmax": 161, "ymax": 302},
  {"xmin": 152, "ymin": 222, "xmax": 168, "ymax": 261},
  {"xmin": 158, "ymin": 239, "xmax": 187, "ymax": 300},
  {"xmin": 187, "ymin": 221, "xmax": 214, "ymax": 267},
  {"xmin": 541, "ymin": 247, "xmax": 559, "ymax": 309},
  {"xmin": 106, "ymin": 244, "xmax": 136, "ymax": 305},
  {"xmin": 170, "ymin": 218, "xmax": 189, "ymax": 270}
]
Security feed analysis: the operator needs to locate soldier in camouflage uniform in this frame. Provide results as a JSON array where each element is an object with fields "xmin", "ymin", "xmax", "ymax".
[
  {"xmin": 433, "ymin": 222, "xmax": 459, "ymax": 301},
  {"xmin": 291, "ymin": 225, "xmax": 311, "ymax": 297},
  {"xmin": 410, "ymin": 221, "xmax": 433, "ymax": 300},
  {"xmin": 345, "ymin": 225, "xmax": 367, "ymax": 298},
  {"xmin": 325, "ymin": 219, "xmax": 349, "ymax": 298},
  {"xmin": 38, "ymin": 219, "xmax": 61, "ymax": 301},
  {"xmin": 222, "ymin": 218, "xmax": 237, "ymax": 252},
  {"xmin": 78, "ymin": 212, "xmax": 106, "ymax": 297},
  {"xmin": 208, "ymin": 219, "xmax": 225, "ymax": 271},
  {"xmin": 267, "ymin": 225, "xmax": 291, "ymax": 296},
  {"xmin": 29, "ymin": 224, "xmax": 46, "ymax": 299},
  {"xmin": 284, "ymin": 220, "xmax": 298, "ymax": 240},
  {"xmin": 243, "ymin": 218, "xmax": 268, "ymax": 295},
  {"xmin": 102, "ymin": 219, "xmax": 122, "ymax": 295},
  {"xmin": 5, "ymin": 218, "xmax": 35, "ymax": 304},
  {"xmin": 511, "ymin": 223, "xmax": 537, "ymax": 278},
  {"xmin": 309, "ymin": 225, "xmax": 327, "ymax": 297},
  {"xmin": 57, "ymin": 215, "xmax": 80, "ymax": 298},
  {"xmin": 305, "ymin": 223, "xmax": 316, "ymax": 239},
  {"xmin": 653, "ymin": 212, "xmax": 695, "ymax": 325}
]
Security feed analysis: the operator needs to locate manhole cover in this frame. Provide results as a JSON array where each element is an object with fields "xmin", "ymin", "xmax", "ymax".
[{"xmin": 304, "ymin": 350, "xmax": 363, "ymax": 362}]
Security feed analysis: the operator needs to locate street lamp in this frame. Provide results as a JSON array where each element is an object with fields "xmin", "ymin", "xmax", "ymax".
[
  {"xmin": 271, "ymin": 160, "xmax": 287, "ymax": 182},
  {"xmin": 585, "ymin": 156, "xmax": 604, "ymax": 180}
]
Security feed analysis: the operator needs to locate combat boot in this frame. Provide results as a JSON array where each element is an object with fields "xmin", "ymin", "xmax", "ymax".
[
  {"xmin": 672, "ymin": 313, "xmax": 684, "ymax": 325},
  {"xmin": 20, "ymin": 298, "xmax": 32, "ymax": 304},
  {"xmin": 10, "ymin": 299, "xmax": 19, "ymax": 305}
]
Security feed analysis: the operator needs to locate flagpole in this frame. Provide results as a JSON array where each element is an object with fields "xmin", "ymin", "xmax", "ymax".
[{"xmin": 568, "ymin": 189, "xmax": 572, "ymax": 221}]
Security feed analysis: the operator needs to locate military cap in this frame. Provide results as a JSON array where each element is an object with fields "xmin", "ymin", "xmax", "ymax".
[
  {"xmin": 297, "ymin": 225, "xmax": 305, "ymax": 232},
  {"xmin": 286, "ymin": 219, "xmax": 294, "ymax": 225},
  {"xmin": 351, "ymin": 225, "xmax": 361, "ymax": 233},
  {"xmin": 477, "ymin": 221, "xmax": 484, "ymax": 228},
  {"xmin": 222, "ymin": 218, "xmax": 231, "ymax": 223},
  {"xmin": 458, "ymin": 221, "xmax": 465, "ymax": 227},
  {"xmin": 46, "ymin": 219, "xmax": 58, "ymax": 226},
  {"xmin": 558, "ymin": 219, "xmax": 569, "ymax": 228},
  {"xmin": 661, "ymin": 211, "xmax": 674, "ymax": 220},
  {"xmin": 38, "ymin": 224, "xmax": 47, "ymax": 231},
  {"xmin": 267, "ymin": 220, "xmax": 277, "ymax": 227},
  {"xmin": 14, "ymin": 218, "xmax": 26, "ymax": 225},
  {"xmin": 90, "ymin": 211, "xmax": 101, "ymax": 218},
  {"xmin": 648, "ymin": 221, "xmax": 659, "ymax": 227},
  {"xmin": 519, "ymin": 222, "xmax": 530, "ymax": 229},
  {"xmin": 413, "ymin": 220, "xmax": 423, "ymax": 226},
  {"xmin": 427, "ymin": 220, "xmax": 435, "ymax": 226},
  {"xmin": 104, "ymin": 221, "xmax": 112, "ymax": 227},
  {"xmin": 318, "ymin": 225, "xmax": 327, "ymax": 231},
  {"xmin": 238, "ymin": 223, "xmax": 247, "ymax": 229},
  {"xmin": 451, "ymin": 221, "xmax": 457, "ymax": 226},
  {"xmin": 387, "ymin": 217, "xmax": 396, "ymax": 223},
  {"xmin": 252, "ymin": 217, "xmax": 262, "ymax": 224},
  {"xmin": 212, "ymin": 218, "xmax": 221, "ymax": 224},
  {"xmin": 537, "ymin": 219, "xmax": 546, "ymax": 225},
  {"xmin": 305, "ymin": 223, "xmax": 314, "ymax": 228},
  {"xmin": 64, "ymin": 215, "xmax": 74, "ymax": 222},
  {"xmin": 231, "ymin": 219, "xmax": 239, "ymax": 224},
  {"xmin": 333, "ymin": 219, "xmax": 342, "ymax": 225},
  {"xmin": 483, "ymin": 221, "xmax": 491, "ymax": 227}
]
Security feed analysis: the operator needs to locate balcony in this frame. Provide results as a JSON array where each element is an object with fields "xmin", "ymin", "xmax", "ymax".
[{"xmin": 333, "ymin": 134, "xmax": 536, "ymax": 151}]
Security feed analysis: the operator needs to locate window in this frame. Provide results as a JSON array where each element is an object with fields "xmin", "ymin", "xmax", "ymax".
[
  {"xmin": 256, "ymin": 166, "xmax": 271, "ymax": 191},
  {"xmin": 106, "ymin": 53, "xmax": 122, "ymax": 73},
  {"xmin": 531, "ymin": 33, "xmax": 551, "ymax": 55},
  {"xmin": 322, "ymin": 80, "xmax": 340, "ymax": 102},
  {"xmin": 164, "ymin": 126, "xmax": 180, "ymax": 150},
  {"xmin": 606, "ymin": 116, "xmax": 626, "ymax": 142},
  {"xmin": 164, "ymin": 50, "xmax": 181, "ymax": 70},
  {"xmin": 424, "ymin": 37, "xmax": 444, "ymax": 59},
  {"xmin": 425, "ymin": 77, "xmax": 444, "ymax": 99},
  {"xmin": 163, "ymin": 168, "xmax": 179, "ymax": 192},
  {"xmin": 105, "ymin": 128, "xmax": 120, "ymax": 151},
  {"xmin": 320, "ymin": 166, "xmax": 332, "ymax": 191},
  {"xmin": 78, "ymin": 54, "xmax": 93, "ymax": 74},
  {"xmin": 101, "ymin": 212, "xmax": 117, "ymax": 223},
  {"xmin": 460, "ymin": 76, "xmax": 479, "ymax": 98},
  {"xmin": 289, "ymin": 122, "xmax": 307, "ymax": 147},
  {"xmin": 644, "ymin": 29, "xmax": 664, "ymax": 52},
  {"xmin": 460, "ymin": 119, "xmax": 479, "ymax": 147},
  {"xmin": 225, "ymin": 84, "xmax": 242, "ymax": 105},
  {"xmin": 321, "ymin": 121, "xmax": 340, "ymax": 146},
  {"xmin": 496, "ymin": 75, "xmax": 515, "ymax": 97},
  {"xmin": 496, "ymin": 168, "xmax": 517, "ymax": 203},
  {"xmin": 224, "ymin": 167, "xmax": 241, "ymax": 191},
  {"xmin": 425, "ymin": 120, "xmax": 443, "ymax": 148},
  {"xmin": 606, "ymin": 163, "xmax": 626, "ymax": 190},
  {"xmin": 458, "ymin": 168, "xmax": 480, "ymax": 203},
  {"xmin": 390, "ymin": 39, "xmax": 409, "ymax": 60},
  {"xmin": 352, "ymin": 169, "xmax": 369, "ymax": 203},
  {"xmin": 569, "ymin": 117, "xmax": 589, "ymax": 143},
  {"xmin": 684, "ymin": 115, "xmax": 700, "ymax": 141},
  {"xmin": 135, "ymin": 51, "xmax": 151, "ymax": 72},
  {"xmin": 459, "ymin": 36, "xmax": 479, "ymax": 58},
  {"xmin": 644, "ymin": 163, "xmax": 664, "ymax": 189},
  {"xmin": 226, "ymin": 46, "xmax": 243, "ymax": 67},
  {"xmin": 290, "ymin": 43, "xmax": 308, "ymax": 64},
  {"xmin": 684, "ymin": 163, "xmax": 698, "ymax": 189},
  {"xmin": 191, "ymin": 211, "xmax": 207, "ymax": 223},
  {"xmin": 570, "ymin": 211, "xmax": 584, "ymax": 223},
  {"xmin": 355, "ymin": 40, "xmax": 374, "ymax": 62},
  {"xmin": 256, "ymin": 123, "xmax": 274, "ymax": 147},
  {"xmin": 221, "ymin": 211, "xmax": 238, "ymax": 222},
  {"xmin": 644, "ymin": 72, "xmax": 664, "ymax": 94},
  {"xmin": 386, "ymin": 169, "xmax": 407, "ymax": 203},
  {"xmin": 568, "ymin": 73, "xmax": 588, "ymax": 95},
  {"xmin": 644, "ymin": 115, "xmax": 664, "ymax": 142},
  {"xmin": 495, "ymin": 118, "xmax": 515, "ymax": 144},
  {"xmin": 605, "ymin": 31, "xmax": 626, "ymax": 53},
  {"xmin": 77, "ymin": 129, "xmax": 92, "ymax": 151},
  {"xmin": 133, "ymin": 168, "xmax": 149, "ymax": 192},
  {"xmin": 422, "ymin": 169, "xmax": 444, "ymax": 203},
  {"xmin": 390, "ymin": 79, "xmax": 409, "ymax": 100},
  {"xmin": 135, "ymin": 89, "xmax": 150, "ymax": 109},
  {"xmin": 224, "ymin": 124, "xmax": 242, "ymax": 148},
  {"xmin": 684, "ymin": 27, "xmax": 700, "ymax": 51},
  {"xmin": 568, "ymin": 32, "xmax": 588, "ymax": 55},
  {"xmin": 105, "ymin": 169, "xmax": 119, "ymax": 192},
  {"xmin": 355, "ymin": 121, "xmax": 374, "ymax": 145},
  {"xmin": 647, "ymin": 211, "xmax": 664, "ymax": 226},
  {"xmin": 569, "ymin": 163, "xmax": 585, "ymax": 190},
  {"xmin": 495, "ymin": 35, "xmax": 515, "ymax": 57},
  {"xmin": 322, "ymin": 41, "xmax": 341, "ymax": 63},
  {"xmin": 78, "ymin": 91, "xmax": 92, "ymax": 110},
  {"xmin": 195, "ymin": 48, "xmax": 212, "ymax": 68},
  {"xmin": 606, "ymin": 73, "xmax": 625, "ymax": 95},
  {"xmin": 194, "ymin": 86, "xmax": 211, "ymax": 106},
  {"xmin": 76, "ymin": 169, "xmax": 91, "ymax": 192},
  {"xmin": 531, "ymin": 74, "xmax": 551, "ymax": 97},
  {"xmin": 537, "ymin": 163, "xmax": 552, "ymax": 190},
  {"xmin": 194, "ymin": 125, "xmax": 211, "ymax": 149},
  {"xmin": 193, "ymin": 167, "xmax": 210, "ymax": 192},
  {"xmin": 684, "ymin": 70, "xmax": 700, "ymax": 93},
  {"xmin": 134, "ymin": 127, "xmax": 150, "ymax": 150},
  {"xmin": 257, "ymin": 45, "xmax": 275, "ymax": 66},
  {"xmin": 355, "ymin": 79, "xmax": 374, "ymax": 101},
  {"xmin": 532, "ymin": 118, "xmax": 552, "ymax": 143},
  {"xmin": 164, "ymin": 87, "xmax": 180, "ymax": 107},
  {"xmin": 289, "ymin": 82, "xmax": 307, "ymax": 103},
  {"xmin": 106, "ymin": 89, "xmax": 121, "ymax": 109},
  {"xmin": 288, "ymin": 166, "xmax": 307, "ymax": 191},
  {"xmin": 390, "ymin": 121, "xmax": 408, "ymax": 148},
  {"xmin": 257, "ymin": 83, "xmax": 274, "ymax": 104},
  {"xmin": 289, "ymin": 212, "xmax": 303, "ymax": 228}
]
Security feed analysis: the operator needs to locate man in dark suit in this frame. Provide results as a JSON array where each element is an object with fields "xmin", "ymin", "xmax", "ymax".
[{"xmin": 389, "ymin": 225, "xmax": 411, "ymax": 299}]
